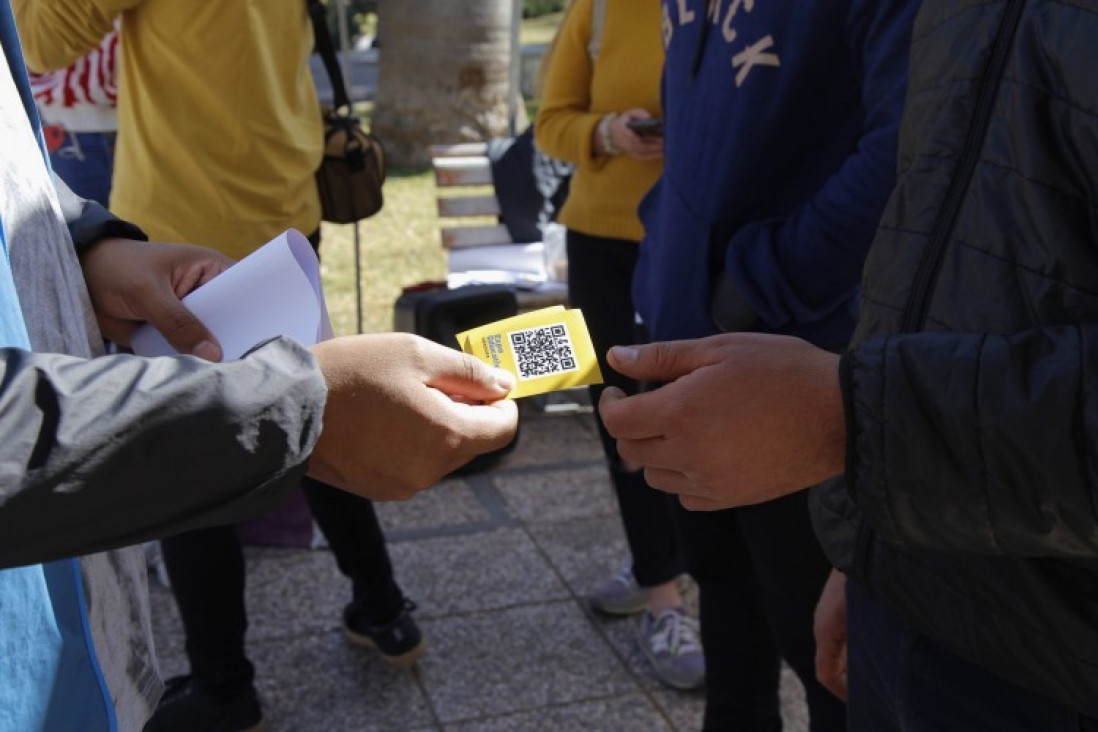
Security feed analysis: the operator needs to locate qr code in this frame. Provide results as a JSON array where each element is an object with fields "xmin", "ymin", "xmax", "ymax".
[{"xmin": 509, "ymin": 322, "xmax": 578, "ymax": 381}]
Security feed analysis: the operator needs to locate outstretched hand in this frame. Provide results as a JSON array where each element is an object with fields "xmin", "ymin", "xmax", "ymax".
[
  {"xmin": 80, "ymin": 237, "xmax": 234, "ymax": 361},
  {"xmin": 308, "ymin": 334, "xmax": 519, "ymax": 501},
  {"xmin": 598, "ymin": 333, "xmax": 845, "ymax": 510}
]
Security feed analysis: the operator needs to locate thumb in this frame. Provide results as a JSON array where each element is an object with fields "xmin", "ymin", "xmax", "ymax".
[
  {"xmin": 448, "ymin": 398, "xmax": 520, "ymax": 452},
  {"xmin": 606, "ymin": 340, "xmax": 711, "ymax": 383},
  {"xmin": 145, "ymin": 295, "xmax": 222, "ymax": 362},
  {"xmin": 427, "ymin": 348, "xmax": 515, "ymax": 401}
]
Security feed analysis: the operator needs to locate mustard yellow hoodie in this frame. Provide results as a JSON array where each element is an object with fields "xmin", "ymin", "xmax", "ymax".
[{"xmin": 15, "ymin": 0, "xmax": 322, "ymax": 259}]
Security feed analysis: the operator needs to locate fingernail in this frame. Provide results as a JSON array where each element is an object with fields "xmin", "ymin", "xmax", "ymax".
[
  {"xmin": 600, "ymin": 386, "xmax": 624, "ymax": 402},
  {"xmin": 611, "ymin": 345, "xmax": 638, "ymax": 364},
  {"xmin": 494, "ymin": 368, "xmax": 515, "ymax": 391},
  {"xmin": 192, "ymin": 340, "xmax": 220, "ymax": 362}
]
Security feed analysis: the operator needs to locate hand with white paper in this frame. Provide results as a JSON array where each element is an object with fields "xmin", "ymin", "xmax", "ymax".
[
  {"xmin": 80, "ymin": 237, "xmax": 235, "ymax": 361},
  {"xmin": 307, "ymin": 333, "xmax": 520, "ymax": 500},
  {"xmin": 128, "ymin": 229, "xmax": 331, "ymax": 362}
]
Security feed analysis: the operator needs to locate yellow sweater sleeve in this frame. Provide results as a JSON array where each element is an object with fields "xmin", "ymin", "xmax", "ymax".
[
  {"xmin": 535, "ymin": 0, "xmax": 607, "ymax": 172},
  {"xmin": 534, "ymin": 0, "xmax": 664, "ymax": 242},
  {"xmin": 13, "ymin": 0, "xmax": 137, "ymax": 72}
]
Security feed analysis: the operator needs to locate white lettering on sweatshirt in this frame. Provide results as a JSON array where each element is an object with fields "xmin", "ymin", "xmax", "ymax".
[
  {"xmin": 733, "ymin": 34, "xmax": 780, "ymax": 86},
  {"xmin": 664, "ymin": 0, "xmax": 781, "ymax": 87}
]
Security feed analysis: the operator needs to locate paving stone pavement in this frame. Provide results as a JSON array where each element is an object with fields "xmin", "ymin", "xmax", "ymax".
[{"xmin": 150, "ymin": 395, "xmax": 811, "ymax": 731}]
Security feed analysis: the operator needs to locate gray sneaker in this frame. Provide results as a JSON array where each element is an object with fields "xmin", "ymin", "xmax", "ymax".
[
  {"xmin": 636, "ymin": 608, "xmax": 706, "ymax": 691},
  {"xmin": 589, "ymin": 563, "xmax": 648, "ymax": 616}
]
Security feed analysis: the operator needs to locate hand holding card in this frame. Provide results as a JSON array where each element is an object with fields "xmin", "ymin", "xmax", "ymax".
[{"xmin": 456, "ymin": 306, "xmax": 603, "ymax": 398}]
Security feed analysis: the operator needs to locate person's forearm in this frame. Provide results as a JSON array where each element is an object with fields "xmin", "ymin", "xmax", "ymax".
[
  {"xmin": 11, "ymin": 0, "xmax": 119, "ymax": 72},
  {"xmin": 0, "ymin": 337, "xmax": 326, "ymax": 569},
  {"xmin": 533, "ymin": 5, "xmax": 603, "ymax": 166},
  {"xmin": 716, "ymin": 0, "xmax": 916, "ymax": 334}
]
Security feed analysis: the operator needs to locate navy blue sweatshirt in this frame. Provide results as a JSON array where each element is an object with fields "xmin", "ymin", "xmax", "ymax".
[{"xmin": 634, "ymin": 0, "xmax": 917, "ymax": 346}]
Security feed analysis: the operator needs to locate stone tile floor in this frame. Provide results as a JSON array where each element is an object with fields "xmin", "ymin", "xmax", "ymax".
[{"xmin": 150, "ymin": 396, "xmax": 809, "ymax": 731}]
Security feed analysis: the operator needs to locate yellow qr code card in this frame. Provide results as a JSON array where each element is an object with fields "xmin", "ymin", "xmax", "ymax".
[{"xmin": 456, "ymin": 306, "xmax": 604, "ymax": 399}]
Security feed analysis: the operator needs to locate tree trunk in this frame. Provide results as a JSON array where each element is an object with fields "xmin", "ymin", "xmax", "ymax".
[{"xmin": 372, "ymin": 0, "xmax": 517, "ymax": 166}]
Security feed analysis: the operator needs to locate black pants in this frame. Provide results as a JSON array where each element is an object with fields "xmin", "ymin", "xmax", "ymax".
[
  {"xmin": 159, "ymin": 477, "xmax": 405, "ymax": 698},
  {"xmin": 674, "ymin": 494, "xmax": 845, "ymax": 731},
  {"xmin": 847, "ymin": 580, "xmax": 1098, "ymax": 732},
  {"xmin": 566, "ymin": 229, "xmax": 685, "ymax": 587}
]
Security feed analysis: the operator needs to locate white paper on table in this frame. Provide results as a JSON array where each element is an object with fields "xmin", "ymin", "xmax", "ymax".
[
  {"xmin": 130, "ymin": 229, "xmax": 334, "ymax": 360},
  {"xmin": 448, "ymin": 242, "xmax": 547, "ymax": 278}
]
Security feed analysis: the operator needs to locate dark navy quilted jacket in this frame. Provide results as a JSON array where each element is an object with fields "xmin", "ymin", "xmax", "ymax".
[{"xmin": 811, "ymin": 0, "xmax": 1098, "ymax": 715}]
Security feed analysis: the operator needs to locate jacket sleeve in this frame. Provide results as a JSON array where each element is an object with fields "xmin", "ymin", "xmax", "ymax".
[
  {"xmin": 713, "ymin": 0, "xmax": 917, "ymax": 334},
  {"xmin": 843, "ymin": 325, "xmax": 1098, "ymax": 559},
  {"xmin": 534, "ymin": 0, "xmax": 607, "ymax": 171},
  {"xmin": 52, "ymin": 171, "xmax": 148, "ymax": 253},
  {"xmin": 0, "ymin": 336, "xmax": 326, "ymax": 569},
  {"xmin": 12, "ymin": 0, "xmax": 136, "ymax": 72}
]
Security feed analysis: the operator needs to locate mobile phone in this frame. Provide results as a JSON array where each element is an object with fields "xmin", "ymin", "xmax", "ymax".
[{"xmin": 626, "ymin": 118, "xmax": 664, "ymax": 138}]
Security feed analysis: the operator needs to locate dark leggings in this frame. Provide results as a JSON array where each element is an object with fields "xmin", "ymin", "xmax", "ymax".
[
  {"xmin": 159, "ymin": 477, "xmax": 404, "ymax": 698},
  {"xmin": 566, "ymin": 229, "xmax": 684, "ymax": 588},
  {"xmin": 674, "ymin": 494, "xmax": 845, "ymax": 731}
]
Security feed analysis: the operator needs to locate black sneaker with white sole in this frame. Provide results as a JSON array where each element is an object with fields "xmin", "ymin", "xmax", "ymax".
[
  {"xmin": 342, "ymin": 598, "xmax": 427, "ymax": 669},
  {"xmin": 143, "ymin": 675, "xmax": 264, "ymax": 732}
]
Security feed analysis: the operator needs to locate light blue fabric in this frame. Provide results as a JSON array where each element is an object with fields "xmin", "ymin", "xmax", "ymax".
[
  {"xmin": 0, "ymin": 0, "xmax": 30, "ymax": 351},
  {"xmin": 0, "ymin": 224, "xmax": 28, "ymax": 347},
  {"xmin": 0, "ymin": 2, "xmax": 114, "ymax": 729},
  {"xmin": 39, "ymin": 562, "xmax": 113, "ymax": 730},
  {"xmin": 0, "ymin": 567, "xmax": 61, "ymax": 730}
]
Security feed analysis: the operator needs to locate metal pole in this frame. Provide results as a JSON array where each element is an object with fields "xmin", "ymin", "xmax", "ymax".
[
  {"xmin": 508, "ymin": 0, "xmax": 523, "ymax": 136},
  {"xmin": 334, "ymin": 0, "xmax": 364, "ymax": 333},
  {"xmin": 352, "ymin": 212, "xmax": 364, "ymax": 333}
]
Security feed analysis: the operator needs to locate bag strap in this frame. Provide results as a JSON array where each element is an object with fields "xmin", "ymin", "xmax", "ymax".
[
  {"xmin": 587, "ymin": 0, "xmax": 607, "ymax": 60},
  {"xmin": 306, "ymin": 0, "xmax": 352, "ymax": 111}
]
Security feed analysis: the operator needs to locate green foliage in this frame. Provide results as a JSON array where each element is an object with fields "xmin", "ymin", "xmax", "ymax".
[
  {"xmin": 524, "ymin": 0, "xmax": 566, "ymax": 19},
  {"xmin": 324, "ymin": 0, "xmax": 377, "ymax": 43}
]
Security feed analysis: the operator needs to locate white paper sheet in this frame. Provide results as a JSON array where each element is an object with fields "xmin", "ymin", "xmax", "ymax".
[
  {"xmin": 448, "ymin": 242, "xmax": 547, "ymax": 278},
  {"xmin": 447, "ymin": 242, "xmax": 574, "ymax": 291},
  {"xmin": 131, "ymin": 229, "xmax": 334, "ymax": 360}
]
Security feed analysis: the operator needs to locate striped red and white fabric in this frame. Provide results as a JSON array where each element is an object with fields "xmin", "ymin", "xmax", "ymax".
[{"xmin": 29, "ymin": 27, "xmax": 118, "ymax": 131}]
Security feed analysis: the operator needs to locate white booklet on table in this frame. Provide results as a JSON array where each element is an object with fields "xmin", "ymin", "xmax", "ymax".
[{"xmin": 131, "ymin": 229, "xmax": 334, "ymax": 360}]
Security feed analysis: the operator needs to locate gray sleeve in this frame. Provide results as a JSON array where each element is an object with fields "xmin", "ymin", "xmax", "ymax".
[{"xmin": 0, "ymin": 336, "xmax": 327, "ymax": 569}]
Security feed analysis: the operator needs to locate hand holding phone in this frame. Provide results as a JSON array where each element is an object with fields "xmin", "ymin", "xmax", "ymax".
[{"xmin": 610, "ymin": 110, "xmax": 664, "ymax": 162}]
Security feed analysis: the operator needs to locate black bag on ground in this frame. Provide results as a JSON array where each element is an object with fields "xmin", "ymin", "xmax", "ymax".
[{"xmin": 307, "ymin": 0, "xmax": 386, "ymax": 223}]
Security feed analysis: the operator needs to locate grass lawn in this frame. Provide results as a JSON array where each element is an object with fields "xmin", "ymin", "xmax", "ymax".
[
  {"xmin": 318, "ymin": 167, "xmax": 447, "ymax": 336},
  {"xmin": 521, "ymin": 11, "xmax": 564, "ymax": 45}
]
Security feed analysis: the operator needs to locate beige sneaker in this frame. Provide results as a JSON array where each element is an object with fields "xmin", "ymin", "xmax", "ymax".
[{"xmin": 589, "ymin": 562, "xmax": 648, "ymax": 616}]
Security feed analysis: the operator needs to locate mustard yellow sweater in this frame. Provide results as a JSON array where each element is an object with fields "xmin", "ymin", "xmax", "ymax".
[
  {"xmin": 535, "ymin": 0, "xmax": 663, "ymax": 243},
  {"xmin": 15, "ymin": 0, "xmax": 322, "ymax": 259}
]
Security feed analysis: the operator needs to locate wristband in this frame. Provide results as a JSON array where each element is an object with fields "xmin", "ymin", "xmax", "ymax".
[{"xmin": 598, "ymin": 113, "xmax": 619, "ymax": 156}]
